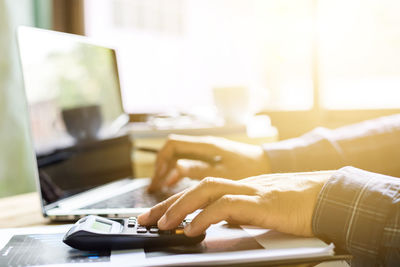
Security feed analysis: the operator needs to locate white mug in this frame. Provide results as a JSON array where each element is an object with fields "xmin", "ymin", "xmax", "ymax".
[{"xmin": 213, "ymin": 86, "xmax": 250, "ymax": 125}]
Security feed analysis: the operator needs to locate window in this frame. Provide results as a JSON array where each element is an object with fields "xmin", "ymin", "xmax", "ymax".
[
  {"xmin": 112, "ymin": 0, "xmax": 183, "ymax": 35},
  {"xmin": 319, "ymin": 0, "xmax": 400, "ymax": 109},
  {"xmin": 84, "ymin": 0, "xmax": 313, "ymax": 113},
  {"xmin": 84, "ymin": 0, "xmax": 400, "ymax": 119}
]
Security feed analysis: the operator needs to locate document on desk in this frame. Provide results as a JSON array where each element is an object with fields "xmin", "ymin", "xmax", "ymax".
[{"xmin": 0, "ymin": 223, "xmax": 336, "ymax": 267}]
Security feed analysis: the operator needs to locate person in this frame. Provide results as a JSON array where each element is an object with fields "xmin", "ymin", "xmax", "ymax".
[{"xmin": 138, "ymin": 114, "xmax": 400, "ymax": 266}]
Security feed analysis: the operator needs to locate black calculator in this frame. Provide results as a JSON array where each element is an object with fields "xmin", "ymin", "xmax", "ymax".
[{"xmin": 63, "ymin": 215, "xmax": 205, "ymax": 251}]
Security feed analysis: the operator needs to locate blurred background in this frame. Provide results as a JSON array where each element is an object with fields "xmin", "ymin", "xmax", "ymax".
[{"xmin": 1, "ymin": 0, "xmax": 400, "ymax": 197}]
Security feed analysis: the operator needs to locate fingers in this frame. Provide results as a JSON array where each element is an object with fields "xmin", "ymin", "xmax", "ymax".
[
  {"xmin": 165, "ymin": 159, "xmax": 215, "ymax": 186},
  {"xmin": 149, "ymin": 135, "xmax": 220, "ymax": 192},
  {"xmin": 157, "ymin": 177, "xmax": 257, "ymax": 230},
  {"xmin": 165, "ymin": 135, "xmax": 220, "ymax": 155},
  {"xmin": 184, "ymin": 195, "xmax": 262, "ymax": 237},
  {"xmin": 137, "ymin": 190, "xmax": 186, "ymax": 225}
]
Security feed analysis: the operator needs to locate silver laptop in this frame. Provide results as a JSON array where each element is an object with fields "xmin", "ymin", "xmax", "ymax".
[{"xmin": 17, "ymin": 26, "xmax": 194, "ymax": 221}]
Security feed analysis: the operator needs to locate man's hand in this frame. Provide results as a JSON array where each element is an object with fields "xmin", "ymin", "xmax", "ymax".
[
  {"xmin": 148, "ymin": 135, "xmax": 270, "ymax": 192},
  {"xmin": 139, "ymin": 171, "xmax": 333, "ymax": 237}
]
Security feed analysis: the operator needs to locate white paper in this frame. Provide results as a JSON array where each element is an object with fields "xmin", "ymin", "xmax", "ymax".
[
  {"xmin": 242, "ymin": 226, "xmax": 330, "ymax": 250},
  {"xmin": 0, "ymin": 223, "xmax": 334, "ymax": 267}
]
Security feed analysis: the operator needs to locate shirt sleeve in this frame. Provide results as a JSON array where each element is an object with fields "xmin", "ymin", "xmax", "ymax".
[
  {"xmin": 312, "ymin": 166, "xmax": 400, "ymax": 266},
  {"xmin": 262, "ymin": 114, "xmax": 400, "ymax": 178}
]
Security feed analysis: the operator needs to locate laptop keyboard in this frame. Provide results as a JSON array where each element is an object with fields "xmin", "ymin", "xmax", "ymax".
[{"xmin": 81, "ymin": 179, "xmax": 196, "ymax": 209}]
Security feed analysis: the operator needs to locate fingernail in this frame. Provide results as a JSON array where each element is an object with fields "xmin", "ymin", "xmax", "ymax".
[{"xmin": 184, "ymin": 223, "xmax": 192, "ymax": 235}]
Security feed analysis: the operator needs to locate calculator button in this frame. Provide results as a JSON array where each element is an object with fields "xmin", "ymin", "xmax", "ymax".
[
  {"xmin": 149, "ymin": 228, "xmax": 159, "ymax": 234},
  {"xmin": 175, "ymin": 229, "xmax": 184, "ymax": 235},
  {"xmin": 127, "ymin": 223, "xmax": 136, "ymax": 228},
  {"xmin": 137, "ymin": 228, "xmax": 148, "ymax": 233}
]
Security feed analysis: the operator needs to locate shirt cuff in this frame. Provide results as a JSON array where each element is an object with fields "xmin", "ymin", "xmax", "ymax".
[
  {"xmin": 262, "ymin": 127, "xmax": 346, "ymax": 173},
  {"xmin": 312, "ymin": 166, "xmax": 400, "ymax": 263}
]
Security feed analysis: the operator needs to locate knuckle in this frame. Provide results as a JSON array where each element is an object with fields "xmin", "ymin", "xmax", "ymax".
[
  {"xmin": 200, "ymin": 177, "xmax": 218, "ymax": 188},
  {"xmin": 163, "ymin": 139, "xmax": 174, "ymax": 152},
  {"xmin": 163, "ymin": 135, "xmax": 179, "ymax": 150},
  {"xmin": 162, "ymin": 205, "xmax": 175, "ymax": 220},
  {"xmin": 147, "ymin": 206, "xmax": 160, "ymax": 219},
  {"xmin": 162, "ymin": 210, "xmax": 171, "ymax": 220},
  {"xmin": 151, "ymin": 199, "xmax": 169, "ymax": 213},
  {"xmin": 219, "ymin": 195, "xmax": 237, "ymax": 205},
  {"xmin": 159, "ymin": 199, "xmax": 169, "ymax": 208},
  {"xmin": 216, "ymin": 195, "xmax": 237, "ymax": 220}
]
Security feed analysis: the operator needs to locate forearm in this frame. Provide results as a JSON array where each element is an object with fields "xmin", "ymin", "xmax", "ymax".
[
  {"xmin": 312, "ymin": 167, "xmax": 400, "ymax": 266},
  {"xmin": 263, "ymin": 114, "xmax": 400, "ymax": 177}
]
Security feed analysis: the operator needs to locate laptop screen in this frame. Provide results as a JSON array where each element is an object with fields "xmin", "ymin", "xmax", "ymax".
[
  {"xmin": 18, "ymin": 27, "xmax": 126, "ymax": 155},
  {"xmin": 18, "ymin": 27, "xmax": 131, "ymax": 206}
]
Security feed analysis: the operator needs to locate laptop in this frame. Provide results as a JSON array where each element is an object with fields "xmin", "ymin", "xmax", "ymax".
[{"xmin": 17, "ymin": 26, "xmax": 195, "ymax": 221}]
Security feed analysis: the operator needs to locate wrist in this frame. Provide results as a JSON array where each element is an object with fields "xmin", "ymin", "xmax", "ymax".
[{"xmin": 293, "ymin": 171, "xmax": 334, "ymax": 236}]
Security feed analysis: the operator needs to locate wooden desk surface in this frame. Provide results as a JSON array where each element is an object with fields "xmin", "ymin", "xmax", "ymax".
[{"xmin": 0, "ymin": 192, "xmax": 51, "ymax": 228}]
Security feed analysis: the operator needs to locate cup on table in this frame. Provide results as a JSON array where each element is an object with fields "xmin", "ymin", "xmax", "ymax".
[{"xmin": 213, "ymin": 86, "xmax": 250, "ymax": 125}]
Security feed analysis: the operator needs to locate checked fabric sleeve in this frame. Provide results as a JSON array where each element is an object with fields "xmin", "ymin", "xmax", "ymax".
[
  {"xmin": 262, "ymin": 114, "xmax": 400, "ymax": 178},
  {"xmin": 312, "ymin": 167, "xmax": 400, "ymax": 266},
  {"xmin": 262, "ymin": 114, "xmax": 400, "ymax": 265}
]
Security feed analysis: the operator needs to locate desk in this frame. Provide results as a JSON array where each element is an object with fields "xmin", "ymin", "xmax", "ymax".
[
  {"xmin": 0, "ymin": 192, "xmax": 49, "ymax": 228},
  {"xmin": 0, "ymin": 193, "xmax": 349, "ymax": 266}
]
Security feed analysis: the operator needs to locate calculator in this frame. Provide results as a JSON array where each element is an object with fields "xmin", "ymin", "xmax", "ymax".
[{"xmin": 63, "ymin": 215, "xmax": 205, "ymax": 251}]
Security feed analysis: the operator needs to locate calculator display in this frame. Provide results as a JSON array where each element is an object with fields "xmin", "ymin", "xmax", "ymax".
[{"xmin": 91, "ymin": 220, "xmax": 112, "ymax": 232}]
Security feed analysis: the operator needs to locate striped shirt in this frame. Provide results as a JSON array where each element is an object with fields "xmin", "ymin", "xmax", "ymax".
[{"xmin": 263, "ymin": 114, "xmax": 400, "ymax": 266}]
